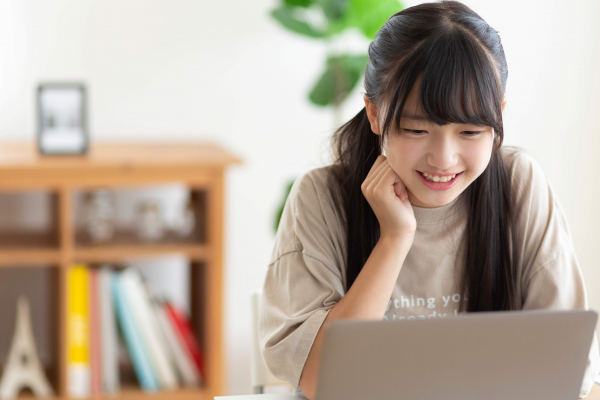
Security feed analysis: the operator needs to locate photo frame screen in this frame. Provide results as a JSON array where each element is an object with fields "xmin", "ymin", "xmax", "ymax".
[{"xmin": 37, "ymin": 83, "xmax": 88, "ymax": 154}]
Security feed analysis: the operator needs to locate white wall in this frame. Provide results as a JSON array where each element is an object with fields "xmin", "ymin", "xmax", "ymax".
[{"xmin": 0, "ymin": 0, "xmax": 599, "ymax": 395}]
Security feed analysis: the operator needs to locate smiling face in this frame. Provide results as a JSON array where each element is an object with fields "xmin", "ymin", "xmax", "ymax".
[{"xmin": 365, "ymin": 82, "xmax": 504, "ymax": 208}]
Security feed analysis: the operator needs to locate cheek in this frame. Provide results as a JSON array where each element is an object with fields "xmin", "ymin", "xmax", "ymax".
[
  {"xmin": 463, "ymin": 137, "xmax": 494, "ymax": 176},
  {"xmin": 384, "ymin": 136, "xmax": 419, "ymax": 175}
]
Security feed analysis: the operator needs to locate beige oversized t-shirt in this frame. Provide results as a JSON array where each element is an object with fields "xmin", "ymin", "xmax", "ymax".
[{"xmin": 259, "ymin": 146, "xmax": 600, "ymax": 398}]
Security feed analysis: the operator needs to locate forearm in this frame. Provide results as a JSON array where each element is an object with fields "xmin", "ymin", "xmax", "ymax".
[{"xmin": 298, "ymin": 235, "xmax": 413, "ymax": 399}]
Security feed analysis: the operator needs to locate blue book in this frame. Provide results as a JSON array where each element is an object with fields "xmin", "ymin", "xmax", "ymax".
[{"xmin": 111, "ymin": 273, "xmax": 159, "ymax": 392}]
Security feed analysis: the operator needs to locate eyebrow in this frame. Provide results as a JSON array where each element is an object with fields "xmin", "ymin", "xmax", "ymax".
[{"xmin": 400, "ymin": 112, "xmax": 435, "ymax": 122}]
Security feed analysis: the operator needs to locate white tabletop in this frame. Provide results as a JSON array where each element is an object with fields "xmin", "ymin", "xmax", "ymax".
[{"xmin": 215, "ymin": 394, "xmax": 306, "ymax": 400}]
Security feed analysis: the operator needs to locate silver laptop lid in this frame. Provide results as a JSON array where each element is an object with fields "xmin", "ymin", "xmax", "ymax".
[{"xmin": 315, "ymin": 309, "xmax": 597, "ymax": 400}]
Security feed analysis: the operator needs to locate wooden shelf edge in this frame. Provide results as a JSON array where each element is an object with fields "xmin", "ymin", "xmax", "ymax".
[
  {"xmin": 87, "ymin": 387, "xmax": 211, "ymax": 400},
  {"xmin": 0, "ymin": 243, "xmax": 210, "ymax": 266},
  {"xmin": 16, "ymin": 387, "xmax": 214, "ymax": 400},
  {"xmin": 72, "ymin": 244, "xmax": 210, "ymax": 263},
  {"xmin": 0, "ymin": 249, "xmax": 61, "ymax": 267}
]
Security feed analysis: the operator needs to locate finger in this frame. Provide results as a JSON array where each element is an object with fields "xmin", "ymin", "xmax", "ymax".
[
  {"xmin": 365, "ymin": 155, "xmax": 387, "ymax": 181},
  {"xmin": 394, "ymin": 182, "xmax": 406, "ymax": 200},
  {"xmin": 396, "ymin": 184, "xmax": 409, "ymax": 202},
  {"xmin": 374, "ymin": 166, "xmax": 402, "ymax": 196},
  {"xmin": 380, "ymin": 167, "xmax": 409, "ymax": 203},
  {"xmin": 363, "ymin": 156, "xmax": 389, "ymax": 189},
  {"xmin": 368, "ymin": 163, "xmax": 393, "ymax": 194},
  {"xmin": 393, "ymin": 176, "xmax": 406, "ymax": 199},
  {"xmin": 396, "ymin": 180, "xmax": 411, "ymax": 202}
]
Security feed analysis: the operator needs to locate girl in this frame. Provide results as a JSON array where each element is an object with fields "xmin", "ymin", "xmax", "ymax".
[{"xmin": 259, "ymin": 1, "xmax": 600, "ymax": 399}]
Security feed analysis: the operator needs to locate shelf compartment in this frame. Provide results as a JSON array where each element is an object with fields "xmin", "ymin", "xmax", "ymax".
[
  {"xmin": 73, "ymin": 186, "xmax": 207, "ymax": 250},
  {"xmin": 0, "ymin": 190, "xmax": 60, "ymax": 259}
]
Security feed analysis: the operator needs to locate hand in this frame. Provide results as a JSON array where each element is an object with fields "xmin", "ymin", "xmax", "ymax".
[{"xmin": 361, "ymin": 155, "xmax": 416, "ymax": 240}]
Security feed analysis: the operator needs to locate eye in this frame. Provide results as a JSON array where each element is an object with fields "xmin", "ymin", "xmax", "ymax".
[
  {"xmin": 401, "ymin": 129, "xmax": 428, "ymax": 136},
  {"xmin": 462, "ymin": 131, "xmax": 484, "ymax": 136}
]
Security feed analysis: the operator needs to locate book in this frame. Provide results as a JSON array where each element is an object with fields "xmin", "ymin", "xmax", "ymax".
[
  {"xmin": 111, "ymin": 272, "xmax": 158, "ymax": 392},
  {"xmin": 152, "ymin": 298, "xmax": 201, "ymax": 387},
  {"xmin": 67, "ymin": 265, "xmax": 91, "ymax": 398},
  {"xmin": 88, "ymin": 268, "xmax": 102, "ymax": 397},
  {"xmin": 120, "ymin": 269, "xmax": 178, "ymax": 390},
  {"xmin": 164, "ymin": 303, "xmax": 205, "ymax": 379},
  {"xmin": 99, "ymin": 267, "xmax": 120, "ymax": 394}
]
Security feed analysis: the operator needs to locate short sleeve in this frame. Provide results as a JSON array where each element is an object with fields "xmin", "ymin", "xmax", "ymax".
[
  {"xmin": 522, "ymin": 255, "xmax": 600, "ymax": 398},
  {"xmin": 508, "ymin": 148, "xmax": 600, "ymax": 397},
  {"xmin": 259, "ymin": 168, "xmax": 347, "ymax": 391}
]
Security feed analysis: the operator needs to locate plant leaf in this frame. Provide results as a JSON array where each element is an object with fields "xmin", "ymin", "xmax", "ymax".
[
  {"xmin": 284, "ymin": 0, "xmax": 313, "ymax": 7},
  {"xmin": 309, "ymin": 66, "xmax": 336, "ymax": 106},
  {"xmin": 309, "ymin": 54, "xmax": 369, "ymax": 106},
  {"xmin": 318, "ymin": 0, "xmax": 348, "ymax": 22},
  {"xmin": 271, "ymin": 5, "xmax": 326, "ymax": 38},
  {"xmin": 334, "ymin": 54, "xmax": 369, "ymax": 103},
  {"xmin": 346, "ymin": 0, "xmax": 403, "ymax": 39},
  {"xmin": 274, "ymin": 180, "xmax": 296, "ymax": 233}
]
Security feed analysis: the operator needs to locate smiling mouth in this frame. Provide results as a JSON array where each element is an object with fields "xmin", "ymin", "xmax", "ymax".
[{"xmin": 417, "ymin": 171, "xmax": 463, "ymax": 183}]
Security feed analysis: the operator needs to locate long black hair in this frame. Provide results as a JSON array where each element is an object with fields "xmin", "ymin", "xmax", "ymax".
[{"xmin": 329, "ymin": 0, "xmax": 520, "ymax": 312}]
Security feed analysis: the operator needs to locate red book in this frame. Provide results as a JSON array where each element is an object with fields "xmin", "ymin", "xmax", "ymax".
[
  {"xmin": 89, "ymin": 269, "xmax": 102, "ymax": 396},
  {"xmin": 164, "ymin": 303, "xmax": 205, "ymax": 378}
]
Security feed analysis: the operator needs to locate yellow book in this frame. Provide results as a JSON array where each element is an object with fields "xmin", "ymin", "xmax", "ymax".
[{"xmin": 67, "ymin": 265, "xmax": 91, "ymax": 398}]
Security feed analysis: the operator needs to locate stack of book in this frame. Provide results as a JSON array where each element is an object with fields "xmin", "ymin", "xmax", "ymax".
[{"xmin": 67, "ymin": 265, "xmax": 204, "ymax": 398}]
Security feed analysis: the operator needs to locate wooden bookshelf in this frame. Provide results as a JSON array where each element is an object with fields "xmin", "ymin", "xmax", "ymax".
[{"xmin": 0, "ymin": 142, "xmax": 241, "ymax": 399}]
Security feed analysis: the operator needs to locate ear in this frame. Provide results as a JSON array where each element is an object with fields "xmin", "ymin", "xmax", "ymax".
[
  {"xmin": 363, "ymin": 95, "xmax": 381, "ymax": 135},
  {"xmin": 501, "ymin": 96, "xmax": 507, "ymax": 113}
]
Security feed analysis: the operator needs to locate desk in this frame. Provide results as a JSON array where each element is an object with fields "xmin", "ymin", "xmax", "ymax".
[{"xmin": 215, "ymin": 382, "xmax": 600, "ymax": 400}]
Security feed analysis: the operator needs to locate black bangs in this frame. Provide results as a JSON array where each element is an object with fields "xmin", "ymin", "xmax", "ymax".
[{"xmin": 381, "ymin": 26, "xmax": 504, "ymax": 144}]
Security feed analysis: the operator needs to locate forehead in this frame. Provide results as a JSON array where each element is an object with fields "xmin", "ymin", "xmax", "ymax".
[{"xmin": 400, "ymin": 83, "xmax": 433, "ymax": 122}]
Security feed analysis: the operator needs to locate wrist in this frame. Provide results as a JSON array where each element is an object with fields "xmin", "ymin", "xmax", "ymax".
[{"xmin": 378, "ymin": 232, "xmax": 415, "ymax": 247}]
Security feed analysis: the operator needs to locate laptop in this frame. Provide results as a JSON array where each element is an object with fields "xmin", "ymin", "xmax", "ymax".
[{"xmin": 315, "ymin": 309, "xmax": 597, "ymax": 400}]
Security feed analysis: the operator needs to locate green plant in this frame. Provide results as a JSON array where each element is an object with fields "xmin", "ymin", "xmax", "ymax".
[
  {"xmin": 274, "ymin": 179, "xmax": 296, "ymax": 233},
  {"xmin": 271, "ymin": 0, "xmax": 404, "ymax": 110},
  {"xmin": 271, "ymin": 0, "xmax": 404, "ymax": 234}
]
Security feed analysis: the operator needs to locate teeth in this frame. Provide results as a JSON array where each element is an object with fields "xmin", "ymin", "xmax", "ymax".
[{"xmin": 422, "ymin": 172, "xmax": 457, "ymax": 183}]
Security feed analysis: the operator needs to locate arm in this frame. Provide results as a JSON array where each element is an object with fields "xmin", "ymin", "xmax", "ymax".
[
  {"xmin": 299, "ymin": 156, "xmax": 416, "ymax": 399},
  {"xmin": 299, "ymin": 235, "xmax": 413, "ymax": 399},
  {"xmin": 260, "ymin": 157, "xmax": 414, "ymax": 397}
]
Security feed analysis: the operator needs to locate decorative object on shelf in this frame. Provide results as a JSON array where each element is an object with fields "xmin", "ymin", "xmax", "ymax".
[
  {"xmin": 173, "ymin": 200, "xmax": 195, "ymax": 239},
  {"xmin": 83, "ymin": 190, "xmax": 116, "ymax": 243},
  {"xmin": 37, "ymin": 82, "xmax": 88, "ymax": 155},
  {"xmin": 136, "ymin": 200, "xmax": 164, "ymax": 241},
  {"xmin": 0, "ymin": 296, "xmax": 55, "ymax": 399}
]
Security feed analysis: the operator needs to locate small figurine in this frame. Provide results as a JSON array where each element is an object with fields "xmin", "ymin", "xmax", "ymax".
[
  {"xmin": 173, "ymin": 200, "xmax": 195, "ymax": 239},
  {"xmin": 0, "ymin": 296, "xmax": 54, "ymax": 399},
  {"xmin": 136, "ymin": 200, "xmax": 164, "ymax": 241},
  {"xmin": 83, "ymin": 190, "xmax": 116, "ymax": 243}
]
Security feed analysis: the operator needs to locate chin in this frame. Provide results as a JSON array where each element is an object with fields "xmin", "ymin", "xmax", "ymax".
[{"xmin": 413, "ymin": 193, "xmax": 458, "ymax": 208}]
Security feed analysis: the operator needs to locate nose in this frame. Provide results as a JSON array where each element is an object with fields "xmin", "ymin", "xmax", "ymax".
[{"xmin": 426, "ymin": 134, "xmax": 458, "ymax": 172}]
